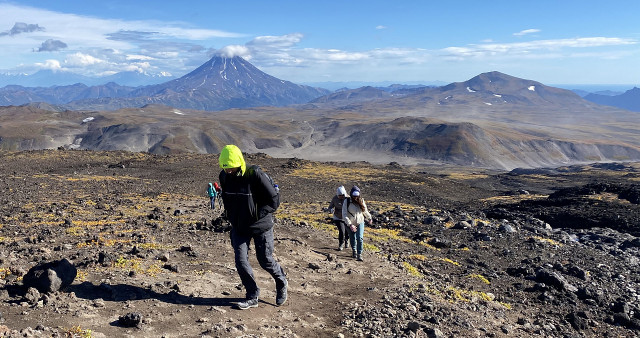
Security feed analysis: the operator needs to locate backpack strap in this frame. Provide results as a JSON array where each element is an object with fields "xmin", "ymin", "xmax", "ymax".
[{"xmin": 346, "ymin": 197, "xmax": 355, "ymax": 218}]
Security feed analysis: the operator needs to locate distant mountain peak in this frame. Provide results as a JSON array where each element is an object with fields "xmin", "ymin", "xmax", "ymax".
[{"xmin": 177, "ymin": 55, "xmax": 276, "ymax": 88}]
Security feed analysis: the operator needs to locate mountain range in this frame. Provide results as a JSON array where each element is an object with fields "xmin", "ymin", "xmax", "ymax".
[
  {"xmin": 0, "ymin": 55, "xmax": 639, "ymax": 170},
  {"xmin": 0, "ymin": 69, "xmax": 175, "ymax": 87},
  {"xmin": 584, "ymin": 87, "xmax": 640, "ymax": 112},
  {"xmin": 0, "ymin": 56, "xmax": 329, "ymax": 111}
]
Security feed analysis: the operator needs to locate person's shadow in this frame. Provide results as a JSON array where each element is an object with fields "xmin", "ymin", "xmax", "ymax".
[
  {"xmin": 68, "ymin": 281, "xmax": 244, "ymax": 306},
  {"xmin": 67, "ymin": 281, "xmax": 247, "ymax": 327}
]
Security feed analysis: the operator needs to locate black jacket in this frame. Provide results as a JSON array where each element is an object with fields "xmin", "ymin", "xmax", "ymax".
[{"xmin": 219, "ymin": 165, "xmax": 279, "ymax": 235}]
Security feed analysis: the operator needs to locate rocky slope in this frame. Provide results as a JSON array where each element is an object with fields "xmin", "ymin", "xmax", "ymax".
[{"xmin": 0, "ymin": 150, "xmax": 639, "ymax": 337}]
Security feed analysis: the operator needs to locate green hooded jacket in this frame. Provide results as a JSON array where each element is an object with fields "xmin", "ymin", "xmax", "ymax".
[{"xmin": 218, "ymin": 144, "xmax": 247, "ymax": 175}]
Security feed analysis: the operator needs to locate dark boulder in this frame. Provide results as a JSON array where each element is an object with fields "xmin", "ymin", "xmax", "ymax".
[
  {"xmin": 118, "ymin": 312, "xmax": 142, "ymax": 328},
  {"xmin": 22, "ymin": 258, "xmax": 77, "ymax": 293}
]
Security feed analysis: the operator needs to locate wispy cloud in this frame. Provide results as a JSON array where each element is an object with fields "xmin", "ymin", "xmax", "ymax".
[
  {"xmin": 443, "ymin": 37, "xmax": 638, "ymax": 58},
  {"xmin": 514, "ymin": 29, "xmax": 541, "ymax": 36},
  {"xmin": 246, "ymin": 33, "xmax": 304, "ymax": 50},
  {"xmin": 376, "ymin": 25, "xmax": 387, "ymax": 30},
  {"xmin": 221, "ymin": 34, "xmax": 637, "ymax": 70}
]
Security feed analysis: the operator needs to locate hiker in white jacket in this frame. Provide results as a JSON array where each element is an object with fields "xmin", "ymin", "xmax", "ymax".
[{"xmin": 342, "ymin": 186, "xmax": 372, "ymax": 261}]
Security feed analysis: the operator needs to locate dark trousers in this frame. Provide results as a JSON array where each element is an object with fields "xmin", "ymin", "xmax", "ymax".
[
  {"xmin": 333, "ymin": 219, "xmax": 349, "ymax": 246},
  {"xmin": 230, "ymin": 227, "xmax": 287, "ymax": 300}
]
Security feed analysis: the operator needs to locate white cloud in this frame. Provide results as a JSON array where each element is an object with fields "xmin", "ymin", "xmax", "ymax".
[
  {"xmin": 514, "ymin": 29, "xmax": 541, "ymax": 36},
  {"xmin": 1, "ymin": 4, "xmax": 637, "ymax": 84},
  {"xmin": 66, "ymin": 53, "xmax": 104, "ymax": 66},
  {"xmin": 217, "ymin": 45, "xmax": 251, "ymax": 58},
  {"xmin": 34, "ymin": 59, "xmax": 62, "ymax": 71},
  {"xmin": 126, "ymin": 54, "xmax": 155, "ymax": 61},
  {"xmin": 0, "ymin": 3, "xmax": 245, "ymax": 76}
]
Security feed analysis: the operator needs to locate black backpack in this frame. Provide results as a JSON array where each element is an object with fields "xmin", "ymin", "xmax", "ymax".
[
  {"xmin": 220, "ymin": 165, "xmax": 280, "ymax": 211},
  {"xmin": 248, "ymin": 165, "xmax": 280, "ymax": 211}
]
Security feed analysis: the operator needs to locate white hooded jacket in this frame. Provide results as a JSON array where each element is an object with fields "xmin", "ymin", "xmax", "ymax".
[{"xmin": 342, "ymin": 197, "xmax": 372, "ymax": 226}]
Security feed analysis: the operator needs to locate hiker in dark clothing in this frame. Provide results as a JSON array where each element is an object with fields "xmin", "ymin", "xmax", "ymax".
[
  {"xmin": 218, "ymin": 144, "xmax": 287, "ymax": 310},
  {"xmin": 327, "ymin": 185, "xmax": 349, "ymax": 251}
]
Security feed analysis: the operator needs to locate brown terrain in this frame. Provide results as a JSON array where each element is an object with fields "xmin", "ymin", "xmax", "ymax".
[{"xmin": 0, "ymin": 150, "xmax": 639, "ymax": 337}]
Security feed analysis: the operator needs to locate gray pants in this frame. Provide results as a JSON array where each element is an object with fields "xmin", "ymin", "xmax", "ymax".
[{"xmin": 230, "ymin": 227, "xmax": 287, "ymax": 299}]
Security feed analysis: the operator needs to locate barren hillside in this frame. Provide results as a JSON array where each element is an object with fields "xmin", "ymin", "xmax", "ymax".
[{"xmin": 0, "ymin": 150, "xmax": 639, "ymax": 337}]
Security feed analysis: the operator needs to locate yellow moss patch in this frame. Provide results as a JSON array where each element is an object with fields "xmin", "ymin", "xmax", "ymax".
[
  {"xmin": 363, "ymin": 243, "xmax": 381, "ymax": 252},
  {"xmin": 66, "ymin": 226, "xmax": 85, "ymax": 236},
  {"xmin": 367, "ymin": 228, "xmax": 416, "ymax": 244},
  {"xmin": 114, "ymin": 257, "xmax": 139, "ymax": 270},
  {"xmin": 446, "ymin": 286, "xmax": 468, "ymax": 302},
  {"xmin": 468, "ymin": 273, "xmax": 491, "ymax": 285},
  {"xmin": 157, "ymin": 192, "xmax": 196, "ymax": 201},
  {"xmin": 98, "ymin": 238, "xmax": 134, "ymax": 247},
  {"xmin": 402, "ymin": 262, "xmax": 425, "ymax": 278},
  {"xmin": 408, "ymin": 254, "xmax": 428, "ymax": 261},
  {"xmin": 0, "ymin": 268, "xmax": 10, "ymax": 279},
  {"xmin": 480, "ymin": 194, "xmax": 548, "ymax": 203},
  {"xmin": 108, "ymin": 256, "xmax": 163, "ymax": 277},
  {"xmin": 145, "ymin": 262, "xmax": 163, "ymax": 277},
  {"xmin": 76, "ymin": 270, "xmax": 89, "ymax": 282},
  {"xmin": 64, "ymin": 325, "xmax": 93, "ymax": 338},
  {"xmin": 446, "ymin": 173, "xmax": 489, "ymax": 180},
  {"xmin": 499, "ymin": 302, "xmax": 512, "ymax": 309},
  {"xmin": 440, "ymin": 258, "xmax": 460, "ymax": 266},
  {"xmin": 586, "ymin": 193, "xmax": 630, "ymax": 204},
  {"xmin": 138, "ymin": 242, "xmax": 171, "ymax": 250},
  {"xmin": 416, "ymin": 240, "xmax": 438, "ymax": 250},
  {"xmin": 530, "ymin": 236, "xmax": 562, "ymax": 246},
  {"xmin": 375, "ymin": 202, "xmax": 428, "ymax": 214},
  {"xmin": 73, "ymin": 219, "xmax": 126, "ymax": 227}
]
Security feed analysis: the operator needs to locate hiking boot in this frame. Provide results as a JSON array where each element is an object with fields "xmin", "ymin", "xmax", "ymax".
[
  {"xmin": 352, "ymin": 250, "xmax": 357, "ymax": 258},
  {"xmin": 338, "ymin": 244, "xmax": 344, "ymax": 251},
  {"xmin": 357, "ymin": 254, "xmax": 363, "ymax": 261},
  {"xmin": 235, "ymin": 298, "xmax": 258, "ymax": 310},
  {"xmin": 276, "ymin": 280, "xmax": 288, "ymax": 306}
]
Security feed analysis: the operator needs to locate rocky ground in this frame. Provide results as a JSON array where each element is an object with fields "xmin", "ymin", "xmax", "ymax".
[{"xmin": 0, "ymin": 149, "xmax": 639, "ymax": 337}]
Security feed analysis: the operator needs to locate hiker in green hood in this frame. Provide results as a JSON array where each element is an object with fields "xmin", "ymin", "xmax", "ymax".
[{"xmin": 218, "ymin": 145, "xmax": 288, "ymax": 310}]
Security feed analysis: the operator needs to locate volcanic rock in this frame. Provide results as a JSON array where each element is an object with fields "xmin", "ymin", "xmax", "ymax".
[{"xmin": 22, "ymin": 259, "xmax": 77, "ymax": 293}]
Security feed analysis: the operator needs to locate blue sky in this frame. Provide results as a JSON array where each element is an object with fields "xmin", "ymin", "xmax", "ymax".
[{"xmin": 1, "ymin": 0, "xmax": 639, "ymax": 86}]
